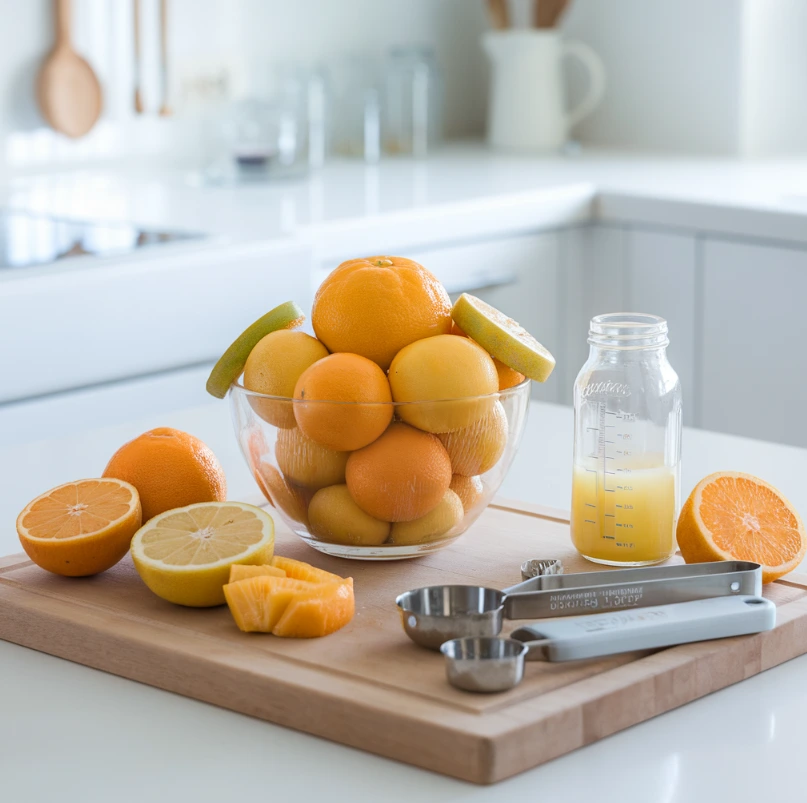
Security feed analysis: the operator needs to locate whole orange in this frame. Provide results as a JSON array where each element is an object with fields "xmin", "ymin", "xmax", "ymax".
[
  {"xmin": 243, "ymin": 330, "xmax": 328, "ymax": 428},
  {"xmin": 102, "ymin": 428, "xmax": 226, "ymax": 521},
  {"xmin": 311, "ymin": 256, "xmax": 452, "ymax": 370},
  {"xmin": 494, "ymin": 357, "xmax": 526, "ymax": 390},
  {"xmin": 346, "ymin": 422, "xmax": 451, "ymax": 522},
  {"xmin": 389, "ymin": 334, "xmax": 498, "ymax": 433},
  {"xmin": 293, "ymin": 352, "xmax": 393, "ymax": 451}
]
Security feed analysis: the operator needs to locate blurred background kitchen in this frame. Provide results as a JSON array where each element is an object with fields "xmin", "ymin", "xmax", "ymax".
[{"xmin": 2, "ymin": 0, "xmax": 807, "ymax": 449}]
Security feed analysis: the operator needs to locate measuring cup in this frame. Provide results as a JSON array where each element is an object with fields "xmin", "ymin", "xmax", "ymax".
[
  {"xmin": 396, "ymin": 560, "xmax": 762, "ymax": 650},
  {"xmin": 440, "ymin": 595, "xmax": 776, "ymax": 692},
  {"xmin": 571, "ymin": 313, "xmax": 682, "ymax": 566}
]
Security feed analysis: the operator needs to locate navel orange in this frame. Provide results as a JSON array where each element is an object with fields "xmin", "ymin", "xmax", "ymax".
[
  {"xmin": 243, "ymin": 330, "xmax": 328, "ymax": 428},
  {"xmin": 677, "ymin": 472, "xmax": 806, "ymax": 583},
  {"xmin": 17, "ymin": 478, "xmax": 141, "ymax": 576},
  {"xmin": 103, "ymin": 428, "xmax": 226, "ymax": 522},
  {"xmin": 293, "ymin": 352, "xmax": 393, "ymax": 451},
  {"xmin": 311, "ymin": 256, "xmax": 452, "ymax": 370},
  {"xmin": 346, "ymin": 422, "xmax": 452, "ymax": 522},
  {"xmin": 494, "ymin": 357, "xmax": 526, "ymax": 390},
  {"xmin": 389, "ymin": 334, "xmax": 498, "ymax": 433}
]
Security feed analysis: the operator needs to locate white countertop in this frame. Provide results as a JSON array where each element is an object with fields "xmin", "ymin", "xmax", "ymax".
[
  {"xmin": 6, "ymin": 143, "xmax": 807, "ymax": 262},
  {"xmin": 3, "ymin": 367, "xmax": 807, "ymax": 802}
]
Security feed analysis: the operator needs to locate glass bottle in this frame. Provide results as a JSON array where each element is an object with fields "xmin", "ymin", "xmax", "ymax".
[
  {"xmin": 571, "ymin": 314, "xmax": 682, "ymax": 566},
  {"xmin": 383, "ymin": 46, "xmax": 442, "ymax": 157}
]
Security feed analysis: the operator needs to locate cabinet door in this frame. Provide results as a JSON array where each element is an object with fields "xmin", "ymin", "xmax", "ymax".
[
  {"xmin": 627, "ymin": 229, "xmax": 697, "ymax": 426},
  {"xmin": 702, "ymin": 238, "xmax": 807, "ymax": 447}
]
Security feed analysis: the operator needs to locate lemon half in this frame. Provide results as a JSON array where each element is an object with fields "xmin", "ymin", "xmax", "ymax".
[{"xmin": 131, "ymin": 502, "xmax": 274, "ymax": 607}]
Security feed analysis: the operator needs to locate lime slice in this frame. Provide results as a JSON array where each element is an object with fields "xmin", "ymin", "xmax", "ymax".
[
  {"xmin": 451, "ymin": 294, "xmax": 555, "ymax": 383},
  {"xmin": 206, "ymin": 301, "xmax": 305, "ymax": 398}
]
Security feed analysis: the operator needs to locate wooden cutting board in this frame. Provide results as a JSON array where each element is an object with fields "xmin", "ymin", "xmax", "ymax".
[{"xmin": 2, "ymin": 497, "xmax": 807, "ymax": 784}]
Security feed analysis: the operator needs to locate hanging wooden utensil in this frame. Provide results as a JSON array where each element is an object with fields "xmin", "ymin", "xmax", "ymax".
[
  {"xmin": 535, "ymin": 0, "xmax": 570, "ymax": 28},
  {"xmin": 159, "ymin": 0, "xmax": 171, "ymax": 115},
  {"xmin": 37, "ymin": 0, "xmax": 103, "ymax": 138},
  {"xmin": 134, "ymin": 0, "xmax": 144, "ymax": 113},
  {"xmin": 487, "ymin": 0, "xmax": 509, "ymax": 30}
]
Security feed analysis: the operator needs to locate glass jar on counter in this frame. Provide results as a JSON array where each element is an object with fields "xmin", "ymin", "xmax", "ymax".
[
  {"xmin": 383, "ymin": 46, "xmax": 442, "ymax": 157},
  {"xmin": 332, "ymin": 57, "xmax": 382, "ymax": 163},
  {"xmin": 570, "ymin": 313, "xmax": 682, "ymax": 566}
]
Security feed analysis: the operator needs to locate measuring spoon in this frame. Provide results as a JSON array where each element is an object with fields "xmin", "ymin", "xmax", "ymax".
[
  {"xmin": 396, "ymin": 560, "xmax": 761, "ymax": 650},
  {"xmin": 441, "ymin": 595, "xmax": 776, "ymax": 692}
]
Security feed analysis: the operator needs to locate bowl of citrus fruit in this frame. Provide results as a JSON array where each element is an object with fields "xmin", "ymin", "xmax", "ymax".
[{"xmin": 211, "ymin": 256, "xmax": 555, "ymax": 559}]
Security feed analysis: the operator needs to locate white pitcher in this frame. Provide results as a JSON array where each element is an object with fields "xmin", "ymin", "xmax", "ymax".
[{"xmin": 483, "ymin": 30, "xmax": 605, "ymax": 152}]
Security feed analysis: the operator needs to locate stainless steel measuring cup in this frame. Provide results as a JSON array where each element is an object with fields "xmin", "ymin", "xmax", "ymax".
[
  {"xmin": 440, "ymin": 595, "xmax": 776, "ymax": 692},
  {"xmin": 396, "ymin": 560, "xmax": 762, "ymax": 650}
]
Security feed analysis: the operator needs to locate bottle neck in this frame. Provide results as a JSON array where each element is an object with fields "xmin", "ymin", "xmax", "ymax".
[{"xmin": 588, "ymin": 313, "xmax": 669, "ymax": 351}]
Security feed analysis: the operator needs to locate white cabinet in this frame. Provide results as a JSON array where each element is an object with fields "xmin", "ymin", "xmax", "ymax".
[
  {"xmin": 0, "ymin": 240, "xmax": 313, "ymax": 404},
  {"xmin": 701, "ymin": 238, "xmax": 807, "ymax": 447},
  {"xmin": 626, "ymin": 229, "xmax": 698, "ymax": 426}
]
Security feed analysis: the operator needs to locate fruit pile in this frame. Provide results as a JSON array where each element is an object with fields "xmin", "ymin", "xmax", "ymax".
[
  {"xmin": 210, "ymin": 256, "xmax": 555, "ymax": 547},
  {"xmin": 15, "ymin": 426, "xmax": 354, "ymax": 637}
]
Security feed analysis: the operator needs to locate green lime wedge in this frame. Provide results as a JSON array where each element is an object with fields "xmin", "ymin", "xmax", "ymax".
[
  {"xmin": 451, "ymin": 293, "xmax": 555, "ymax": 383},
  {"xmin": 206, "ymin": 301, "xmax": 305, "ymax": 398}
]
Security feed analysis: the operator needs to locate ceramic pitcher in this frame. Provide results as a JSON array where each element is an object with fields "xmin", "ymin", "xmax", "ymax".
[{"xmin": 483, "ymin": 30, "xmax": 605, "ymax": 152}]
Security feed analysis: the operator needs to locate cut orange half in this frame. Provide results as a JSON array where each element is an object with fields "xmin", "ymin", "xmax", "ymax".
[
  {"xmin": 17, "ymin": 478, "xmax": 142, "ymax": 576},
  {"xmin": 677, "ymin": 471, "xmax": 806, "ymax": 583}
]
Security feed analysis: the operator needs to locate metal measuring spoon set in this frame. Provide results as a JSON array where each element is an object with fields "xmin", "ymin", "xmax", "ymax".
[{"xmin": 395, "ymin": 560, "xmax": 774, "ymax": 693}]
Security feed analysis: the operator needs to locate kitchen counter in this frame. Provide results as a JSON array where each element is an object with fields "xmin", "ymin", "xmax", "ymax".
[
  {"xmin": 2, "ymin": 368, "xmax": 807, "ymax": 802},
  {"xmin": 6, "ymin": 143, "xmax": 807, "ymax": 255}
]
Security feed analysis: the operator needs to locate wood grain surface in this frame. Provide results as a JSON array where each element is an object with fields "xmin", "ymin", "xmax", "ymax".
[{"xmin": 2, "ymin": 499, "xmax": 807, "ymax": 784}]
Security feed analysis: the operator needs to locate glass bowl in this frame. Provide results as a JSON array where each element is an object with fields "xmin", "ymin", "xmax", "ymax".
[{"xmin": 229, "ymin": 379, "xmax": 531, "ymax": 560}]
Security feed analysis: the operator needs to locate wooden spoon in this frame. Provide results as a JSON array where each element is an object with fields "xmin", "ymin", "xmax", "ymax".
[
  {"xmin": 134, "ymin": 0, "xmax": 144, "ymax": 113},
  {"xmin": 158, "ymin": 0, "xmax": 171, "ymax": 116},
  {"xmin": 535, "ymin": 0, "xmax": 570, "ymax": 28},
  {"xmin": 37, "ymin": 0, "xmax": 103, "ymax": 138},
  {"xmin": 487, "ymin": 0, "xmax": 509, "ymax": 30}
]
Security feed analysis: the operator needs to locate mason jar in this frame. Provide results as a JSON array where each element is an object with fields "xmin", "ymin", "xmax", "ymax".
[{"xmin": 571, "ymin": 313, "xmax": 682, "ymax": 565}]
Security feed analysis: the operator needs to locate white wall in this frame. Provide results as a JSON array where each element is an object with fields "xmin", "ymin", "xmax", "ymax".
[
  {"xmin": 562, "ymin": 0, "xmax": 743, "ymax": 154},
  {"xmin": 741, "ymin": 0, "xmax": 807, "ymax": 157}
]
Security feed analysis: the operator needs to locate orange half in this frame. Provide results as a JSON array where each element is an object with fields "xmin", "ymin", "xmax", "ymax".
[
  {"xmin": 677, "ymin": 471, "xmax": 806, "ymax": 583},
  {"xmin": 17, "ymin": 478, "xmax": 142, "ymax": 576}
]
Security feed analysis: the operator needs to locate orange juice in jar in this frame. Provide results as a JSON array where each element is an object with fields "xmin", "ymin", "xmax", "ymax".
[{"xmin": 570, "ymin": 315, "xmax": 682, "ymax": 566}]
